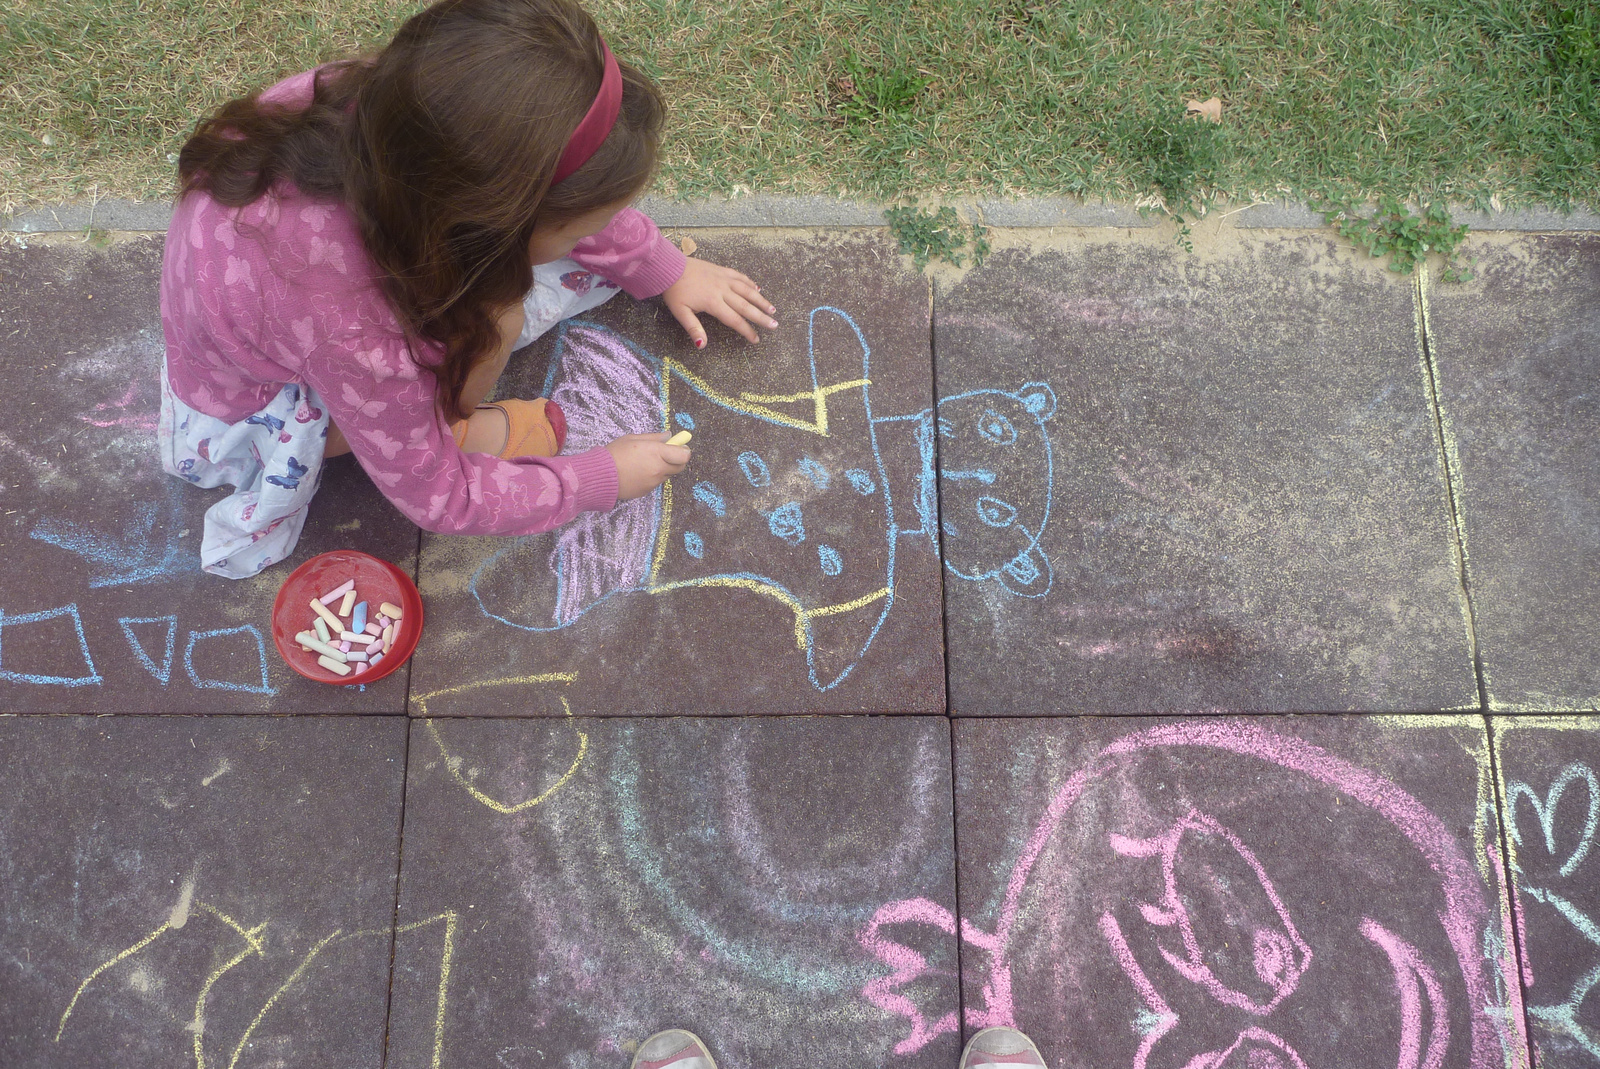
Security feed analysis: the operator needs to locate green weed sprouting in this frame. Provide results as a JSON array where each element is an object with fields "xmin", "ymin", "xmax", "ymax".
[
  {"xmin": 884, "ymin": 205, "xmax": 990, "ymax": 270},
  {"xmin": 1320, "ymin": 197, "xmax": 1475, "ymax": 283}
]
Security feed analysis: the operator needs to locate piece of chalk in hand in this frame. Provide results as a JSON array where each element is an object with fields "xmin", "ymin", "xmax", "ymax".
[{"xmin": 665, "ymin": 430, "xmax": 692, "ymax": 447}]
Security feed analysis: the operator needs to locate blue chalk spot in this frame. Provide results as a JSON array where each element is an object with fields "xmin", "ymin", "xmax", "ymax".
[
  {"xmin": 978, "ymin": 409, "xmax": 1018, "ymax": 445},
  {"xmin": 818, "ymin": 545, "xmax": 843, "ymax": 576},
  {"xmin": 798, "ymin": 457, "xmax": 831, "ymax": 490},
  {"xmin": 944, "ymin": 468, "xmax": 996, "ymax": 484},
  {"xmin": 692, "ymin": 481, "xmax": 726, "ymax": 517},
  {"xmin": 684, "ymin": 532, "xmax": 705, "ymax": 559},
  {"xmin": 675, "ymin": 412, "xmax": 696, "ymax": 430},
  {"xmin": 738, "ymin": 451, "xmax": 771, "ymax": 487},
  {"xmin": 976, "ymin": 496, "xmax": 1018, "ymax": 528},
  {"xmin": 766, "ymin": 502, "xmax": 806, "ymax": 545},
  {"xmin": 845, "ymin": 469, "xmax": 876, "ymax": 495},
  {"xmin": 942, "ymin": 520, "xmax": 960, "ymax": 538}
]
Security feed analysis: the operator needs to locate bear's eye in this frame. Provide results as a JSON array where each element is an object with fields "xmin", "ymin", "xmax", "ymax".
[
  {"xmin": 976, "ymin": 496, "xmax": 1018, "ymax": 528},
  {"xmin": 977, "ymin": 409, "xmax": 1017, "ymax": 445}
]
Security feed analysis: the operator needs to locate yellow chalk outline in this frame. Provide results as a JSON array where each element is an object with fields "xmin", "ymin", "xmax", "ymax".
[
  {"xmin": 57, "ymin": 901, "xmax": 456, "ymax": 1069},
  {"xmin": 647, "ymin": 366, "xmax": 888, "ymax": 653},
  {"xmin": 415, "ymin": 675, "xmax": 589, "ymax": 814}
]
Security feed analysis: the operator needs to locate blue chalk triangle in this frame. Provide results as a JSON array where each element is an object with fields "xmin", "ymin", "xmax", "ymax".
[{"xmin": 119, "ymin": 615, "xmax": 177, "ymax": 684}]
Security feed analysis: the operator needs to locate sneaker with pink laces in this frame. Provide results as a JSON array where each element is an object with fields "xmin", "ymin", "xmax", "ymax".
[
  {"xmin": 629, "ymin": 1029, "xmax": 718, "ymax": 1069},
  {"xmin": 958, "ymin": 1027, "xmax": 1048, "ymax": 1069}
]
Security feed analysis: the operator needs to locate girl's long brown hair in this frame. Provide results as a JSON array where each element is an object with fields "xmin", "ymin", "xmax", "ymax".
[{"xmin": 177, "ymin": 0, "xmax": 665, "ymax": 418}]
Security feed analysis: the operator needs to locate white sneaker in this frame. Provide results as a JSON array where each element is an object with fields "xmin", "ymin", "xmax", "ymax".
[
  {"xmin": 958, "ymin": 1027, "xmax": 1048, "ymax": 1069},
  {"xmin": 629, "ymin": 1029, "xmax": 718, "ymax": 1069}
]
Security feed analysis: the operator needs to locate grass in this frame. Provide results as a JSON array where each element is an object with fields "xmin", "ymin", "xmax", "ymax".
[{"xmin": 4, "ymin": 0, "xmax": 1599, "ymax": 219}]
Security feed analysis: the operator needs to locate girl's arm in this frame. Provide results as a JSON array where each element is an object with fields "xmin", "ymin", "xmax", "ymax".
[{"xmin": 307, "ymin": 331, "xmax": 620, "ymax": 536}]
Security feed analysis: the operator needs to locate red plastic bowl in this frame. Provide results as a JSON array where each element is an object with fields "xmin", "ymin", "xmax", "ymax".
[{"xmin": 271, "ymin": 550, "xmax": 423, "ymax": 686}]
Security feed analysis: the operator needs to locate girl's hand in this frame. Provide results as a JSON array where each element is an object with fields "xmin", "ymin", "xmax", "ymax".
[
  {"xmin": 662, "ymin": 256, "xmax": 778, "ymax": 348},
  {"xmin": 605, "ymin": 432, "xmax": 691, "ymax": 501}
]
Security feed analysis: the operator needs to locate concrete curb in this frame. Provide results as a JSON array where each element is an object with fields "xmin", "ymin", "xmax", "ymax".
[{"xmin": 6, "ymin": 195, "xmax": 1600, "ymax": 234}]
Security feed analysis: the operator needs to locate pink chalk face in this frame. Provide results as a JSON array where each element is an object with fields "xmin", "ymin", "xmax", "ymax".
[{"xmin": 860, "ymin": 722, "xmax": 1513, "ymax": 1069}]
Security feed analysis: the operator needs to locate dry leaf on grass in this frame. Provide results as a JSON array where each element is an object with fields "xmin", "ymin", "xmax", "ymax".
[
  {"xmin": 1186, "ymin": 97, "xmax": 1222, "ymax": 122},
  {"xmin": 679, "ymin": 236, "xmax": 698, "ymax": 256}
]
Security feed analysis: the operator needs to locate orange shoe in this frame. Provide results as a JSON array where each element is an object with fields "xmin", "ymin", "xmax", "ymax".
[{"xmin": 451, "ymin": 398, "xmax": 566, "ymax": 458}]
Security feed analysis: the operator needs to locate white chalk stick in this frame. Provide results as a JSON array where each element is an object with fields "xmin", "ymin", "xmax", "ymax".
[
  {"xmin": 339, "ymin": 630, "xmax": 366, "ymax": 642},
  {"xmin": 310, "ymin": 597, "xmax": 343, "ymax": 631},
  {"xmin": 295, "ymin": 631, "xmax": 347, "ymax": 662},
  {"xmin": 370, "ymin": 652, "xmax": 385, "ymax": 666},
  {"xmin": 317, "ymin": 655, "xmax": 352, "ymax": 676},
  {"xmin": 666, "ymin": 430, "xmax": 692, "ymax": 447},
  {"xmin": 346, "ymin": 651, "xmax": 369, "ymax": 662},
  {"xmin": 338, "ymin": 590, "xmax": 357, "ymax": 617},
  {"xmin": 379, "ymin": 602, "xmax": 403, "ymax": 620},
  {"xmin": 319, "ymin": 579, "xmax": 355, "ymax": 604}
]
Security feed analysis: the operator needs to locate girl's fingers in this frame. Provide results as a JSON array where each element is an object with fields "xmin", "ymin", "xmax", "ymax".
[
  {"xmin": 733, "ymin": 281, "xmax": 777, "ymax": 315},
  {"xmin": 711, "ymin": 300, "xmax": 761, "ymax": 343},
  {"xmin": 667, "ymin": 301, "xmax": 709, "ymax": 349},
  {"xmin": 729, "ymin": 292, "xmax": 777, "ymax": 331}
]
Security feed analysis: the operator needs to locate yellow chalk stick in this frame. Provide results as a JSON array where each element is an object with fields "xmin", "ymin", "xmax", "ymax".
[
  {"xmin": 338, "ymin": 590, "xmax": 357, "ymax": 617},
  {"xmin": 666, "ymin": 430, "xmax": 692, "ymax": 447},
  {"xmin": 379, "ymin": 602, "xmax": 403, "ymax": 620},
  {"xmin": 310, "ymin": 598, "xmax": 343, "ymax": 631},
  {"xmin": 317, "ymin": 655, "xmax": 352, "ymax": 676}
]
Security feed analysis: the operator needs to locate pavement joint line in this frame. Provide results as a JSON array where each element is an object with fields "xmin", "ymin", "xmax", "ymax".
[{"xmin": 6, "ymin": 195, "xmax": 1600, "ymax": 234}]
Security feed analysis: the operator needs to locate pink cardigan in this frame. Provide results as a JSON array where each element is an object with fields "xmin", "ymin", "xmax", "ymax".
[{"xmin": 160, "ymin": 68, "xmax": 688, "ymax": 536}]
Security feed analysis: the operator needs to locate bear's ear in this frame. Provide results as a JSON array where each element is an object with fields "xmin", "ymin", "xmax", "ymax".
[
  {"xmin": 1018, "ymin": 382, "xmax": 1056, "ymax": 421},
  {"xmin": 997, "ymin": 543, "xmax": 1053, "ymax": 598}
]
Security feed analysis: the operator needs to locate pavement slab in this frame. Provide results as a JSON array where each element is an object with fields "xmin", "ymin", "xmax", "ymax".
[
  {"xmin": 1423, "ymin": 236, "xmax": 1600, "ymax": 712},
  {"xmin": 1492, "ymin": 716, "xmax": 1600, "ymax": 1067},
  {"xmin": 935, "ymin": 232, "xmax": 1476, "ymax": 715},
  {"xmin": 0, "ymin": 238, "xmax": 420, "ymax": 712},
  {"xmin": 387, "ymin": 714, "xmax": 958, "ymax": 1069},
  {"xmin": 408, "ymin": 232, "xmax": 946, "ymax": 716},
  {"xmin": 0, "ymin": 714, "xmax": 406, "ymax": 1068},
  {"xmin": 951, "ymin": 714, "xmax": 1526, "ymax": 1069}
]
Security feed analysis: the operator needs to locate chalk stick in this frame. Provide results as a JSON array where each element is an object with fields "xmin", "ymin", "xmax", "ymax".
[
  {"xmin": 352, "ymin": 601, "xmax": 368, "ymax": 633},
  {"xmin": 294, "ymin": 631, "xmax": 348, "ymax": 662},
  {"xmin": 384, "ymin": 622, "xmax": 398, "ymax": 653},
  {"xmin": 339, "ymin": 630, "xmax": 366, "ymax": 642},
  {"xmin": 346, "ymin": 651, "xmax": 369, "ymax": 662},
  {"xmin": 338, "ymin": 640, "xmax": 351, "ymax": 653},
  {"xmin": 319, "ymin": 579, "xmax": 355, "ymax": 605},
  {"xmin": 376, "ymin": 614, "xmax": 391, "ymax": 628},
  {"xmin": 364, "ymin": 622, "xmax": 382, "ymax": 636},
  {"xmin": 666, "ymin": 430, "xmax": 692, "ymax": 447},
  {"xmin": 310, "ymin": 597, "xmax": 343, "ymax": 631},
  {"xmin": 317, "ymin": 655, "xmax": 352, "ymax": 676},
  {"xmin": 370, "ymin": 651, "xmax": 385, "ymax": 665},
  {"xmin": 379, "ymin": 602, "xmax": 403, "ymax": 620},
  {"xmin": 313, "ymin": 616, "xmax": 330, "ymax": 643},
  {"xmin": 338, "ymin": 590, "xmax": 357, "ymax": 617},
  {"xmin": 351, "ymin": 661, "xmax": 368, "ymax": 674}
]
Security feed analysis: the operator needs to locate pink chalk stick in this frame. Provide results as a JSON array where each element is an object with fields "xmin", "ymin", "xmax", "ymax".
[
  {"xmin": 364, "ymin": 622, "xmax": 382, "ymax": 636},
  {"xmin": 319, "ymin": 579, "xmax": 355, "ymax": 605},
  {"xmin": 339, "ymin": 640, "xmax": 351, "ymax": 652}
]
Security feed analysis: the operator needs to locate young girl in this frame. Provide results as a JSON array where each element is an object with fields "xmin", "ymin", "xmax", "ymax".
[{"xmin": 159, "ymin": 0, "xmax": 779, "ymax": 578}]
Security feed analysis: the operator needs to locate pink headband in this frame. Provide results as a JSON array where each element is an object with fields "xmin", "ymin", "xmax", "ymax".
[{"xmin": 552, "ymin": 41, "xmax": 621, "ymax": 185}]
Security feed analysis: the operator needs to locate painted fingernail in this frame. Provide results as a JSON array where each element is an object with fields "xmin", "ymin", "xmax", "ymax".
[
  {"xmin": 768, "ymin": 319, "xmax": 778, "ymax": 328},
  {"xmin": 694, "ymin": 337, "xmax": 706, "ymax": 349}
]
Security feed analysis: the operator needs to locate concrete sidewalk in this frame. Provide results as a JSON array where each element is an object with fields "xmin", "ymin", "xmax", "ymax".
[{"xmin": 0, "ymin": 207, "xmax": 1596, "ymax": 1069}]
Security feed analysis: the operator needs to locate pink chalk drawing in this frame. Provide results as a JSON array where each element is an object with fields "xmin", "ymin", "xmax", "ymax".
[
  {"xmin": 80, "ymin": 381, "xmax": 158, "ymax": 431},
  {"xmin": 857, "ymin": 720, "xmax": 1513, "ymax": 1068},
  {"xmin": 1106, "ymin": 809, "xmax": 1312, "ymax": 1016}
]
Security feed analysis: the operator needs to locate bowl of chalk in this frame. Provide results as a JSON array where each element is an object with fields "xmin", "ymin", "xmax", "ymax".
[{"xmin": 271, "ymin": 550, "xmax": 423, "ymax": 685}]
